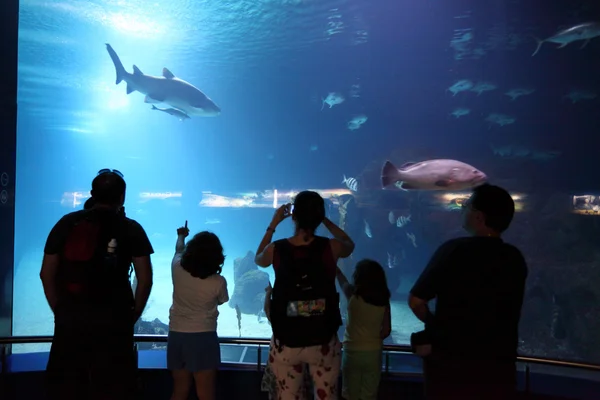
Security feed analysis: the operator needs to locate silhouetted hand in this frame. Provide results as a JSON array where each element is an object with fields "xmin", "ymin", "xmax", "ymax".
[
  {"xmin": 177, "ymin": 220, "xmax": 190, "ymax": 237},
  {"xmin": 270, "ymin": 204, "xmax": 292, "ymax": 227}
]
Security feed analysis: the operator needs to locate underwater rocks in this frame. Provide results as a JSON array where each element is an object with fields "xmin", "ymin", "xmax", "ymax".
[
  {"xmin": 229, "ymin": 251, "xmax": 270, "ymax": 315},
  {"xmin": 134, "ymin": 317, "xmax": 169, "ymax": 350}
]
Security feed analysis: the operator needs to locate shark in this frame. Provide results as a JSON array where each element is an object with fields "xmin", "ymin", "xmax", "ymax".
[{"xmin": 105, "ymin": 43, "xmax": 221, "ymax": 117}]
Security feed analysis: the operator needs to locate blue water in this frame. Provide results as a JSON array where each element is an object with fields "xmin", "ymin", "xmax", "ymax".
[{"xmin": 12, "ymin": 0, "xmax": 600, "ymax": 364}]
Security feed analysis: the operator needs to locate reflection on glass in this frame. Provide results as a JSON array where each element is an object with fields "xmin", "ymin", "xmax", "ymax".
[{"xmin": 572, "ymin": 195, "xmax": 600, "ymax": 215}]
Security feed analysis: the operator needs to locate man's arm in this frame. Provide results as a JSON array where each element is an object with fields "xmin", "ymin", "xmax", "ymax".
[
  {"xmin": 39, "ymin": 216, "xmax": 69, "ymax": 313},
  {"xmin": 132, "ymin": 256, "xmax": 153, "ymax": 322},
  {"xmin": 408, "ymin": 241, "xmax": 455, "ymax": 324},
  {"xmin": 130, "ymin": 222, "xmax": 155, "ymax": 323},
  {"xmin": 408, "ymin": 294, "xmax": 434, "ymax": 324},
  {"xmin": 40, "ymin": 254, "xmax": 60, "ymax": 313}
]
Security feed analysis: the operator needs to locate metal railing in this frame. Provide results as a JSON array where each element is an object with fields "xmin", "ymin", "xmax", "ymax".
[{"xmin": 1, "ymin": 334, "xmax": 600, "ymax": 393}]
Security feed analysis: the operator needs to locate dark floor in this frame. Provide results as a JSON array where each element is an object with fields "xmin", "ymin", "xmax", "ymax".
[{"xmin": 0, "ymin": 368, "xmax": 584, "ymax": 400}]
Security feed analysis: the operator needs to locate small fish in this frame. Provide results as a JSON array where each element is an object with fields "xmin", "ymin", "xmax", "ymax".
[
  {"xmin": 381, "ymin": 159, "xmax": 487, "ymax": 191},
  {"xmin": 388, "ymin": 211, "xmax": 396, "ymax": 224},
  {"xmin": 532, "ymin": 22, "xmax": 600, "ymax": 57},
  {"xmin": 564, "ymin": 89, "xmax": 597, "ymax": 104},
  {"xmin": 450, "ymin": 108, "xmax": 470, "ymax": 118},
  {"xmin": 347, "ymin": 115, "xmax": 368, "ymax": 131},
  {"xmin": 531, "ymin": 150, "xmax": 561, "ymax": 161},
  {"xmin": 321, "ymin": 92, "xmax": 345, "ymax": 110},
  {"xmin": 151, "ymin": 105, "xmax": 190, "ymax": 121},
  {"xmin": 505, "ymin": 88, "xmax": 535, "ymax": 101},
  {"xmin": 342, "ymin": 175, "xmax": 358, "ymax": 192},
  {"xmin": 350, "ymin": 83, "xmax": 361, "ymax": 98},
  {"xmin": 406, "ymin": 232, "xmax": 417, "ymax": 248},
  {"xmin": 204, "ymin": 218, "xmax": 221, "ymax": 225},
  {"xmin": 396, "ymin": 215, "xmax": 411, "ymax": 228},
  {"xmin": 490, "ymin": 143, "xmax": 561, "ymax": 161},
  {"xmin": 485, "ymin": 113, "xmax": 516, "ymax": 127},
  {"xmin": 364, "ymin": 219, "xmax": 372, "ymax": 238},
  {"xmin": 447, "ymin": 79, "xmax": 473, "ymax": 96},
  {"xmin": 470, "ymin": 82, "xmax": 497, "ymax": 96},
  {"xmin": 387, "ymin": 252, "xmax": 398, "ymax": 269}
]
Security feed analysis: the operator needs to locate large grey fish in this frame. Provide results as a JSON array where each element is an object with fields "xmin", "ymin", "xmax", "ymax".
[
  {"xmin": 151, "ymin": 105, "xmax": 190, "ymax": 121},
  {"xmin": 381, "ymin": 159, "xmax": 488, "ymax": 191},
  {"xmin": 532, "ymin": 22, "xmax": 600, "ymax": 56},
  {"xmin": 105, "ymin": 43, "xmax": 221, "ymax": 117}
]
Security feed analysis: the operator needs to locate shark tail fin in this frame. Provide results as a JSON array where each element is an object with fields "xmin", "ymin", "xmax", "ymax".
[
  {"xmin": 531, "ymin": 36, "xmax": 543, "ymax": 57},
  {"xmin": 151, "ymin": 105, "xmax": 158, "ymax": 110},
  {"xmin": 105, "ymin": 43, "xmax": 127, "ymax": 85},
  {"xmin": 381, "ymin": 161, "xmax": 402, "ymax": 188}
]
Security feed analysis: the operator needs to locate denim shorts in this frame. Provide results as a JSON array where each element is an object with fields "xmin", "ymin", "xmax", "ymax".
[{"xmin": 167, "ymin": 331, "xmax": 221, "ymax": 372}]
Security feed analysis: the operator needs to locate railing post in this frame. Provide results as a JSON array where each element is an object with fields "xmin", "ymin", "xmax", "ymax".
[
  {"xmin": 133, "ymin": 342, "xmax": 141, "ymax": 394},
  {"xmin": 257, "ymin": 345, "xmax": 262, "ymax": 371},
  {"xmin": 133, "ymin": 342, "xmax": 139, "ymax": 368},
  {"xmin": 0, "ymin": 344, "xmax": 6, "ymax": 399},
  {"xmin": 524, "ymin": 364, "xmax": 530, "ymax": 395},
  {"xmin": 385, "ymin": 351, "xmax": 390, "ymax": 375},
  {"xmin": 0, "ymin": 344, "xmax": 5, "ymax": 374}
]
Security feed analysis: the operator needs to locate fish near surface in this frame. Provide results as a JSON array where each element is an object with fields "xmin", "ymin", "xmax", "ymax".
[
  {"xmin": 381, "ymin": 159, "xmax": 487, "ymax": 191},
  {"xmin": 105, "ymin": 43, "xmax": 221, "ymax": 117},
  {"xmin": 531, "ymin": 22, "xmax": 600, "ymax": 56}
]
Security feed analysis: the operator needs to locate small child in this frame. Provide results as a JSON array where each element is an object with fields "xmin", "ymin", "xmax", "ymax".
[
  {"xmin": 336, "ymin": 259, "xmax": 392, "ymax": 400},
  {"xmin": 261, "ymin": 283, "xmax": 314, "ymax": 399}
]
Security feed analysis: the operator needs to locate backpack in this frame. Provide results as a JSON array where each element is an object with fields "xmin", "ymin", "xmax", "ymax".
[
  {"xmin": 270, "ymin": 236, "xmax": 342, "ymax": 348},
  {"xmin": 57, "ymin": 209, "xmax": 132, "ymax": 309}
]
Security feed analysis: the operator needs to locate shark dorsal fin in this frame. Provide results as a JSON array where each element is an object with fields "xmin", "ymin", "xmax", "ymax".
[
  {"xmin": 163, "ymin": 68, "xmax": 175, "ymax": 79},
  {"xmin": 133, "ymin": 65, "xmax": 143, "ymax": 76}
]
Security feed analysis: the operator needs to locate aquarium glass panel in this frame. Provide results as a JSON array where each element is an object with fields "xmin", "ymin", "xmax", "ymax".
[{"xmin": 12, "ymin": 0, "xmax": 600, "ymax": 365}]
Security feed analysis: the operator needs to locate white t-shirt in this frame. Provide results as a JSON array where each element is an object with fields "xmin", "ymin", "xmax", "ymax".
[{"xmin": 169, "ymin": 254, "xmax": 229, "ymax": 333}]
